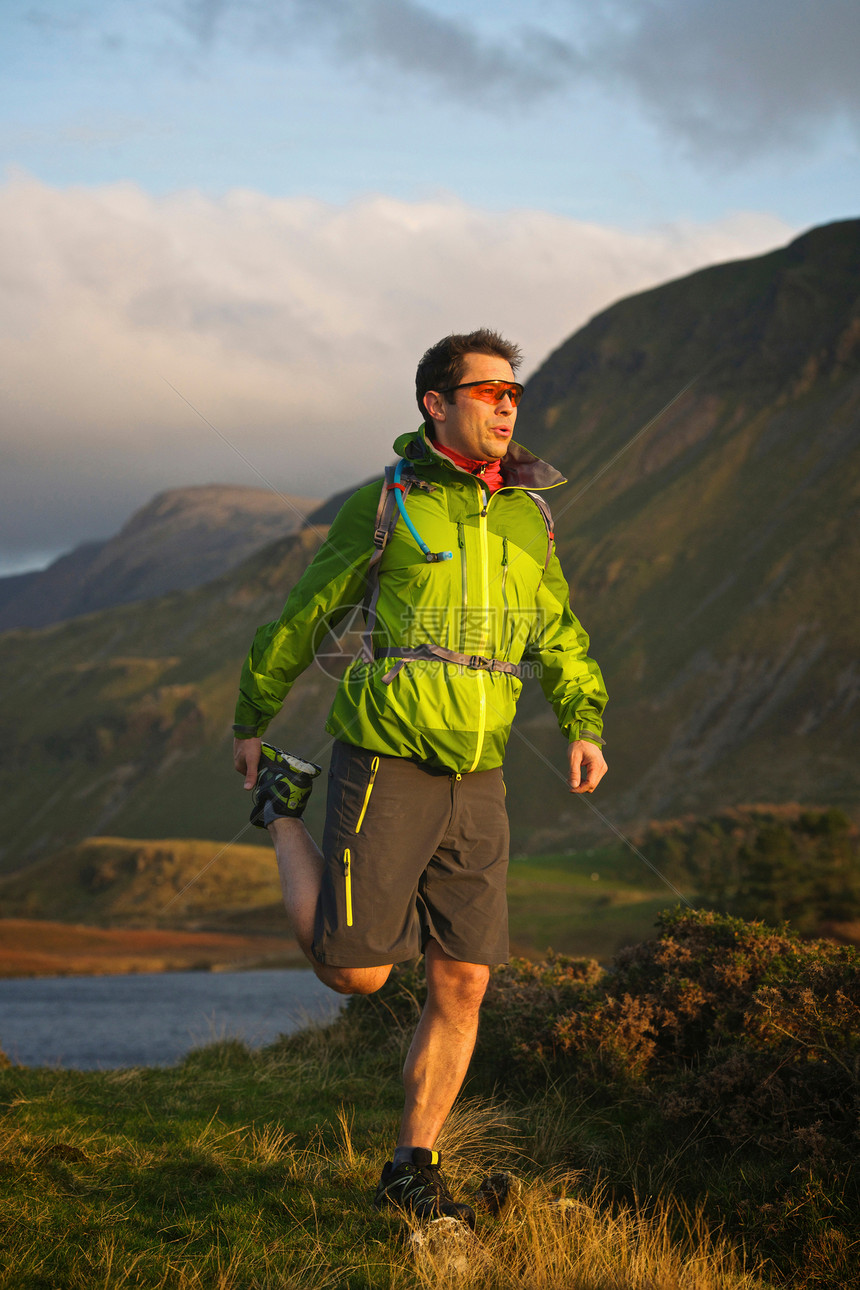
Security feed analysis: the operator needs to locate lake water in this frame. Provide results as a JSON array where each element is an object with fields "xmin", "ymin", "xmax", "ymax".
[{"xmin": 0, "ymin": 969, "xmax": 344, "ymax": 1070}]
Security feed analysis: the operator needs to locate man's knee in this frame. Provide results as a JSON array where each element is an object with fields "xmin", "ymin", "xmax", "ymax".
[
  {"xmin": 428, "ymin": 956, "xmax": 490, "ymax": 1014},
  {"xmin": 315, "ymin": 963, "xmax": 393, "ymax": 996},
  {"xmin": 454, "ymin": 962, "xmax": 491, "ymax": 1010}
]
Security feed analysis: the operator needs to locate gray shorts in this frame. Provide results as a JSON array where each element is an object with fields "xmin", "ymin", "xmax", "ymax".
[{"xmin": 312, "ymin": 741, "xmax": 510, "ymax": 968}]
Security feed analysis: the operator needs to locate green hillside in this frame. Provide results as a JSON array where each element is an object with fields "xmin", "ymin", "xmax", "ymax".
[
  {"xmin": 0, "ymin": 219, "xmax": 858, "ymax": 875},
  {"xmin": 504, "ymin": 217, "xmax": 860, "ymax": 831},
  {"xmin": 0, "ymin": 526, "xmax": 338, "ymax": 872}
]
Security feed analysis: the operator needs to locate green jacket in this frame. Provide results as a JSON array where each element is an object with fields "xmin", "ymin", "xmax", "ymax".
[{"xmin": 235, "ymin": 425, "xmax": 607, "ymax": 773}]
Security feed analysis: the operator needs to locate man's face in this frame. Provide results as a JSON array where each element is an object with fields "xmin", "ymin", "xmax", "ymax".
[{"xmin": 425, "ymin": 352, "xmax": 518, "ymax": 462}]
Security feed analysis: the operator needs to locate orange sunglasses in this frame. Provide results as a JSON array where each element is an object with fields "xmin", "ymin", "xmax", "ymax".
[{"xmin": 441, "ymin": 379, "xmax": 524, "ymax": 407}]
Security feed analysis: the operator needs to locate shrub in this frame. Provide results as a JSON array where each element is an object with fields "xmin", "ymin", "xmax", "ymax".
[
  {"xmin": 640, "ymin": 807, "xmax": 860, "ymax": 933},
  {"xmin": 471, "ymin": 909, "xmax": 860, "ymax": 1174}
]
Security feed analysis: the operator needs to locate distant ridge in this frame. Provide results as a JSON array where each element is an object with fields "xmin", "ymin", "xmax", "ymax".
[{"xmin": 0, "ymin": 484, "xmax": 320, "ymax": 631}]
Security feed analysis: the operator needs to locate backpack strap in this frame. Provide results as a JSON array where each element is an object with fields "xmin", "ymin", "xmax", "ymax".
[
  {"xmin": 359, "ymin": 463, "xmax": 426, "ymax": 663},
  {"xmin": 359, "ymin": 472, "xmax": 554, "ymax": 671},
  {"xmin": 525, "ymin": 490, "xmax": 555, "ymax": 572}
]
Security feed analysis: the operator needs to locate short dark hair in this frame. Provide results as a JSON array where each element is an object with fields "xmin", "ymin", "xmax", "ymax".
[{"xmin": 415, "ymin": 329, "xmax": 522, "ymax": 419}]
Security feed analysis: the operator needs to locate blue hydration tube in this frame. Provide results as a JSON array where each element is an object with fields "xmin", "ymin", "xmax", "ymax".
[{"xmin": 392, "ymin": 458, "xmax": 453, "ymax": 563}]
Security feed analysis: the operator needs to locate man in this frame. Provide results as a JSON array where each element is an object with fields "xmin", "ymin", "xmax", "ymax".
[{"xmin": 233, "ymin": 329, "xmax": 607, "ymax": 1227}]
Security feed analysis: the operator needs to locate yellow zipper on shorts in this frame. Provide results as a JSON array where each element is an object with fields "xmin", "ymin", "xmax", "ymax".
[
  {"xmin": 343, "ymin": 848, "xmax": 353, "ymax": 927},
  {"xmin": 354, "ymin": 756, "xmax": 380, "ymax": 833}
]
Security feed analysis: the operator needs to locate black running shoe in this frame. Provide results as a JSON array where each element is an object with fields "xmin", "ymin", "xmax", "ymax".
[
  {"xmin": 374, "ymin": 1149, "xmax": 476, "ymax": 1228},
  {"xmin": 249, "ymin": 741, "xmax": 321, "ymax": 828}
]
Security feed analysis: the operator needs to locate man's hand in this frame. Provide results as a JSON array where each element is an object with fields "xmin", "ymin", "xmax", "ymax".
[
  {"xmin": 233, "ymin": 737, "xmax": 262, "ymax": 790},
  {"xmin": 568, "ymin": 740, "xmax": 607, "ymax": 794}
]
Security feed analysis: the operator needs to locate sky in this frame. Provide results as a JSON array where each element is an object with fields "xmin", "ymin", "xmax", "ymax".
[{"xmin": 1, "ymin": 0, "xmax": 858, "ymax": 573}]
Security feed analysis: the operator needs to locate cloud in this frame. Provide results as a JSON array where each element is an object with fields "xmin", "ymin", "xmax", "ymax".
[
  {"xmin": 21, "ymin": 2, "xmax": 857, "ymax": 161},
  {"xmin": 167, "ymin": 0, "xmax": 577, "ymax": 104},
  {"xmin": 588, "ymin": 0, "xmax": 860, "ymax": 159},
  {"xmin": 0, "ymin": 172, "xmax": 792, "ymax": 565},
  {"xmin": 319, "ymin": 0, "xmax": 578, "ymax": 104},
  {"xmin": 167, "ymin": 0, "xmax": 860, "ymax": 157}
]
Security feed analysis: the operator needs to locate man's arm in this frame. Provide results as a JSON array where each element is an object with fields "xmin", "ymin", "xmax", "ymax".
[
  {"xmin": 523, "ymin": 550, "xmax": 609, "ymax": 790},
  {"xmin": 232, "ymin": 483, "xmax": 381, "ymax": 757}
]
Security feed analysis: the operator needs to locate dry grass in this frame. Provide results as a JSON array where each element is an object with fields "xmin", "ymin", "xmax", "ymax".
[
  {"xmin": 0, "ymin": 1071, "xmax": 769, "ymax": 1290},
  {"xmin": 403, "ymin": 1190, "xmax": 765, "ymax": 1290}
]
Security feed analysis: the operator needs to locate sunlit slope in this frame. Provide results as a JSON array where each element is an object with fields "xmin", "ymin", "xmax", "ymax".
[{"xmin": 0, "ymin": 836, "xmax": 285, "ymax": 926}]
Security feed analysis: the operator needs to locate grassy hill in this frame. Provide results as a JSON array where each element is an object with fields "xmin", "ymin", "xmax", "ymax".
[
  {"xmin": 0, "ymin": 527, "xmax": 335, "ymax": 872},
  {"xmin": 1, "ymin": 911, "xmax": 858, "ymax": 1288},
  {"xmin": 504, "ymin": 216, "xmax": 860, "ymax": 830},
  {"xmin": 0, "ymin": 219, "xmax": 858, "ymax": 875},
  {"xmin": 0, "ymin": 837, "xmax": 285, "ymax": 927}
]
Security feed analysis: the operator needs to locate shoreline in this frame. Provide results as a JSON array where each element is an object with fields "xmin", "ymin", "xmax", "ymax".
[{"xmin": 0, "ymin": 917, "xmax": 306, "ymax": 979}]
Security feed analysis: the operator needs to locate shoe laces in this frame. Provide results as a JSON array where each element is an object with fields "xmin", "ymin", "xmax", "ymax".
[{"xmin": 406, "ymin": 1159, "xmax": 448, "ymax": 1199}]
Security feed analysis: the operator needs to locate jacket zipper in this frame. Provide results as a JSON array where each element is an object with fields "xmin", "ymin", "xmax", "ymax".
[
  {"xmin": 354, "ymin": 756, "xmax": 379, "ymax": 833},
  {"xmin": 457, "ymin": 521, "xmax": 467, "ymax": 653},
  {"xmin": 500, "ymin": 536, "xmax": 509, "ymax": 647},
  {"xmin": 343, "ymin": 848, "xmax": 353, "ymax": 927},
  {"xmin": 467, "ymin": 483, "xmax": 490, "ymax": 773}
]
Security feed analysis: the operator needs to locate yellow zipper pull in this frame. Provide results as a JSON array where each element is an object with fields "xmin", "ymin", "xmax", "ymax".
[
  {"xmin": 354, "ymin": 756, "xmax": 380, "ymax": 833},
  {"xmin": 343, "ymin": 848, "xmax": 353, "ymax": 927}
]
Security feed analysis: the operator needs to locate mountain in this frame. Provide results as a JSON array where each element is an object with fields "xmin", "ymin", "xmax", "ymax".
[
  {"xmin": 0, "ymin": 218, "xmax": 857, "ymax": 875},
  {"xmin": 505, "ymin": 216, "xmax": 859, "ymax": 826},
  {"xmin": 0, "ymin": 484, "xmax": 320, "ymax": 631}
]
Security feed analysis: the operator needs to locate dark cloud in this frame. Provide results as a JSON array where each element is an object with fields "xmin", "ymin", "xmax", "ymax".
[
  {"xmin": 170, "ymin": 0, "xmax": 860, "ymax": 156},
  {"xmin": 323, "ymin": 0, "xmax": 579, "ymax": 104},
  {"xmin": 590, "ymin": 0, "xmax": 860, "ymax": 159},
  {"xmin": 34, "ymin": 1, "xmax": 856, "ymax": 152},
  {"xmin": 170, "ymin": 0, "xmax": 579, "ymax": 104},
  {"xmin": 176, "ymin": 0, "xmax": 233, "ymax": 48}
]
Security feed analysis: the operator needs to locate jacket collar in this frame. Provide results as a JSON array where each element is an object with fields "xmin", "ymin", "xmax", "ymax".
[{"xmin": 392, "ymin": 423, "xmax": 567, "ymax": 492}]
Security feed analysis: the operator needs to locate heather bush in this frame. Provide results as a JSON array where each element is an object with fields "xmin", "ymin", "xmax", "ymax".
[
  {"xmin": 468, "ymin": 909, "xmax": 860, "ymax": 1284},
  {"xmin": 471, "ymin": 911, "xmax": 860, "ymax": 1149}
]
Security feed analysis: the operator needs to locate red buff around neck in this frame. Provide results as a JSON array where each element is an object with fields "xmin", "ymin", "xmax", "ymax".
[{"xmin": 434, "ymin": 441, "xmax": 505, "ymax": 493}]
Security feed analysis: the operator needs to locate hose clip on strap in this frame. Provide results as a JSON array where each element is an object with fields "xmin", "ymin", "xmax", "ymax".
[{"xmin": 392, "ymin": 457, "xmax": 453, "ymax": 563}]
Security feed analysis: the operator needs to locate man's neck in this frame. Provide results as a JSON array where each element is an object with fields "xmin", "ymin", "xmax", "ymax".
[{"xmin": 431, "ymin": 439, "xmax": 505, "ymax": 492}]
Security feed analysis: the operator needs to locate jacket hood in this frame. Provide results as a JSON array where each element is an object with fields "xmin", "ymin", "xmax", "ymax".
[{"xmin": 393, "ymin": 423, "xmax": 567, "ymax": 492}]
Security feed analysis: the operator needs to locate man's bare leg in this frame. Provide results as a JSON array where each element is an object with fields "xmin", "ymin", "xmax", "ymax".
[
  {"xmin": 397, "ymin": 939, "xmax": 490, "ymax": 1148},
  {"xmin": 267, "ymin": 817, "xmax": 324, "ymax": 960},
  {"xmin": 267, "ymin": 816, "xmax": 390, "ymax": 996}
]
